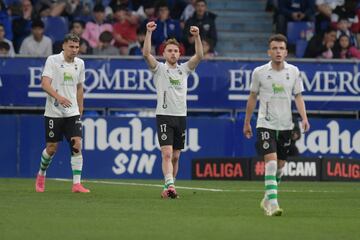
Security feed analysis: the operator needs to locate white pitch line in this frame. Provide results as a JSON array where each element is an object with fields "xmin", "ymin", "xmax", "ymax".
[{"xmin": 53, "ymin": 178, "xmax": 342, "ymax": 193}]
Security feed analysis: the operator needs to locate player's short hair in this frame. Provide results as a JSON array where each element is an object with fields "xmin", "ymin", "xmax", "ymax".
[
  {"xmin": 63, "ymin": 33, "xmax": 80, "ymax": 43},
  {"xmin": 163, "ymin": 38, "xmax": 180, "ymax": 50},
  {"xmin": 268, "ymin": 34, "xmax": 287, "ymax": 48}
]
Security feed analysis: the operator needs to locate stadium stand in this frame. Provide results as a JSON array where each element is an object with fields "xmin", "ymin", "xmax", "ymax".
[{"xmin": 207, "ymin": 0, "xmax": 272, "ymax": 58}]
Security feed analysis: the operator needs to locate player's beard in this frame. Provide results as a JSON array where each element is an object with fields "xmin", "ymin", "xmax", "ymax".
[{"xmin": 168, "ymin": 56, "xmax": 177, "ymax": 65}]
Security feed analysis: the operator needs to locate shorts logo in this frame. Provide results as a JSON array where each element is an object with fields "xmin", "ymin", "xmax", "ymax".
[
  {"xmin": 263, "ymin": 141, "xmax": 270, "ymax": 149},
  {"xmin": 49, "ymin": 131, "xmax": 54, "ymax": 138},
  {"xmin": 161, "ymin": 133, "xmax": 167, "ymax": 141}
]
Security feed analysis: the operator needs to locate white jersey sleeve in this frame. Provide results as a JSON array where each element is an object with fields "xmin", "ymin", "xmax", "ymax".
[
  {"xmin": 42, "ymin": 56, "xmax": 54, "ymax": 79},
  {"xmin": 78, "ymin": 59, "xmax": 85, "ymax": 84},
  {"xmin": 250, "ymin": 67, "xmax": 260, "ymax": 94},
  {"xmin": 181, "ymin": 61, "xmax": 194, "ymax": 75},
  {"xmin": 150, "ymin": 61, "xmax": 160, "ymax": 86},
  {"xmin": 292, "ymin": 67, "xmax": 304, "ymax": 95}
]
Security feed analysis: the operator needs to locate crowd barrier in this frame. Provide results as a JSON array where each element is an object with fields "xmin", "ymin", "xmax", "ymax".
[
  {"xmin": 0, "ymin": 57, "xmax": 360, "ymax": 111},
  {"xmin": 1, "ymin": 115, "xmax": 359, "ymax": 181}
]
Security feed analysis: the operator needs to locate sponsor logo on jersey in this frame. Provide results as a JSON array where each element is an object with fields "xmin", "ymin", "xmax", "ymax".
[
  {"xmin": 272, "ymin": 83, "xmax": 285, "ymax": 94},
  {"xmin": 63, "ymin": 72, "xmax": 73, "ymax": 82}
]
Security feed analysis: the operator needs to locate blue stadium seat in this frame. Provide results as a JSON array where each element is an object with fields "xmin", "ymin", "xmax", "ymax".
[
  {"xmin": 295, "ymin": 40, "xmax": 308, "ymax": 58},
  {"xmin": 287, "ymin": 21, "xmax": 314, "ymax": 45},
  {"xmin": 42, "ymin": 16, "xmax": 69, "ymax": 43}
]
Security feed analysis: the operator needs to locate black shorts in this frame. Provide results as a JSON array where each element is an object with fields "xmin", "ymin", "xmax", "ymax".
[
  {"xmin": 45, "ymin": 115, "xmax": 82, "ymax": 143},
  {"xmin": 256, "ymin": 127, "xmax": 292, "ymax": 160},
  {"xmin": 156, "ymin": 115, "xmax": 186, "ymax": 149}
]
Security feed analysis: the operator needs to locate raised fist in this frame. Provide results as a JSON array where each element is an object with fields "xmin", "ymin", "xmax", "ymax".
[{"xmin": 146, "ymin": 21, "xmax": 157, "ymax": 32}]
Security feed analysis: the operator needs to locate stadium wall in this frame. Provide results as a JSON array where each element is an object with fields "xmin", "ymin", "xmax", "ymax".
[
  {"xmin": 0, "ymin": 115, "xmax": 359, "ymax": 181},
  {"xmin": 0, "ymin": 57, "xmax": 360, "ymax": 111}
]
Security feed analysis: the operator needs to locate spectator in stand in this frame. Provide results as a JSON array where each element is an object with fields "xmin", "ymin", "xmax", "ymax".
[
  {"xmin": 331, "ymin": 0, "xmax": 359, "ymax": 34},
  {"xmin": 335, "ymin": 16, "xmax": 358, "ymax": 47},
  {"xmin": 54, "ymin": 19, "xmax": 92, "ymax": 54},
  {"xmin": 139, "ymin": 1, "xmax": 157, "ymax": 31},
  {"xmin": 93, "ymin": 30, "xmax": 119, "ymax": 56},
  {"xmin": 71, "ymin": 20, "xmax": 92, "ymax": 54},
  {"xmin": 183, "ymin": 0, "xmax": 217, "ymax": 56},
  {"xmin": 19, "ymin": 19, "xmax": 52, "ymax": 56},
  {"xmin": 82, "ymin": 4, "xmax": 113, "ymax": 49},
  {"xmin": 152, "ymin": 1, "xmax": 182, "ymax": 54},
  {"xmin": 304, "ymin": 26, "xmax": 336, "ymax": 58},
  {"xmin": 0, "ymin": 40, "xmax": 10, "ymax": 56},
  {"xmin": 112, "ymin": 4, "xmax": 138, "ymax": 55},
  {"xmin": 333, "ymin": 33, "xmax": 360, "ymax": 59},
  {"xmin": 275, "ymin": 0, "xmax": 315, "ymax": 36},
  {"xmin": 0, "ymin": 23, "xmax": 15, "ymax": 56},
  {"xmin": 107, "ymin": 0, "xmax": 139, "ymax": 23},
  {"xmin": 0, "ymin": 0, "xmax": 13, "ymax": 40},
  {"xmin": 128, "ymin": 27, "xmax": 146, "ymax": 55},
  {"xmin": 12, "ymin": 0, "xmax": 34, "ymax": 52},
  {"xmin": 167, "ymin": 0, "xmax": 187, "ymax": 20},
  {"xmin": 109, "ymin": 0, "xmax": 129, "ymax": 13},
  {"xmin": 315, "ymin": 0, "xmax": 344, "ymax": 33},
  {"xmin": 202, "ymin": 37, "xmax": 215, "ymax": 59},
  {"xmin": 72, "ymin": 0, "xmax": 94, "ymax": 23},
  {"xmin": 180, "ymin": 0, "xmax": 196, "ymax": 28},
  {"xmin": 34, "ymin": 0, "xmax": 69, "ymax": 17}
]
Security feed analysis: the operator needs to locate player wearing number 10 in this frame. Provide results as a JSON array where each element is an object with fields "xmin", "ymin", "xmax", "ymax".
[
  {"xmin": 143, "ymin": 21, "xmax": 203, "ymax": 199},
  {"xmin": 35, "ymin": 33, "xmax": 90, "ymax": 193},
  {"xmin": 243, "ymin": 34, "xmax": 310, "ymax": 216}
]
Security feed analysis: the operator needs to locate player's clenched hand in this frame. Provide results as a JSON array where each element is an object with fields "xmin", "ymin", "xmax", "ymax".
[
  {"xmin": 57, "ymin": 96, "xmax": 72, "ymax": 108},
  {"xmin": 243, "ymin": 123, "xmax": 253, "ymax": 139},
  {"xmin": 146, "ymin": 21, "xmax": 157, "ymax": 32},
  {"xmin": 302, "ymin": 119, "xmax": 310, "ymax": 133},
  {"xmin": 190, "ymin": 26, "xmax": 200, "ymax": 36}
]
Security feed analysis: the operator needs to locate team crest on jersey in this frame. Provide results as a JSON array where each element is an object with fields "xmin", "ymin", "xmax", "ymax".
[
  {"xmin": 161, "ymin": 133, "xmax": 167, "ymax": 141},
  {"xmin": 49, "ymin": 131, "xmax": 54, "ymax": 138},
  {"xmin": 263, "ymin": 141, "xmax": 270, "ymax": 149}
]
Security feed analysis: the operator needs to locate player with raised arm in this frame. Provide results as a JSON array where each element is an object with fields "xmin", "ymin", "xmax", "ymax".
[{"xmin": 143, "ymin": 21, "xmax": 203, "ymax": 199}]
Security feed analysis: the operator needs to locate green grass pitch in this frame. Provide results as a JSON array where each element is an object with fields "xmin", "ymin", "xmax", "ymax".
[{"xmin": 0, "ymin": 178, "xmax": 359, "ymax": 240}]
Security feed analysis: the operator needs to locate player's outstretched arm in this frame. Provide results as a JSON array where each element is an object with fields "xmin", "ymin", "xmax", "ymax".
[
  {"xmin": 243, "ymin": 92, "xmax": 257, "ymax": 139},
  {"xmin": 188, "ymin": 26, "xmax": 204, "ymax": 70},
  {"xmin": 41, "ymin": 76, "xmax": 72, "ymax": 108},
  {"xmin": 143, "ymin": 21, "xmax": 158, "ymax": 70},
  {"xmin": 294, "ymin": 93, "xmax": 310, "ymax": 132}
]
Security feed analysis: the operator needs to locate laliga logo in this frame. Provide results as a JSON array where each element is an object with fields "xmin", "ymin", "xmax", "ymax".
[
  {"xmin": 297, "ymin": 121, "xmax": 360, "ymax": 155},
  {"xmin": 82, "ymin": 118, "xmax": 201, "ymax": 176}
]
